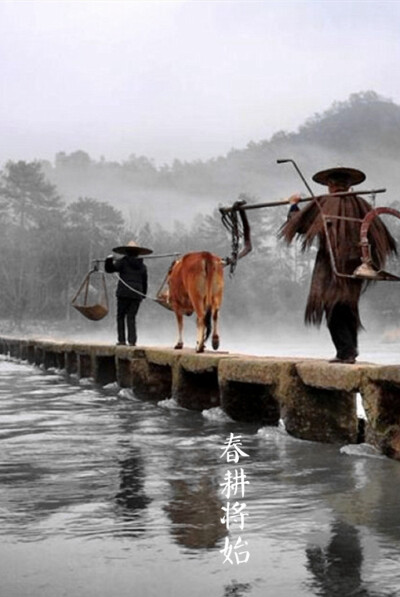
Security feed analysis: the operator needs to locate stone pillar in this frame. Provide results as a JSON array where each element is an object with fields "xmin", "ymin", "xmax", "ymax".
[
  {"xmin": 78, "ymin": 353, "xmax": 92, "ymax": 379},
  {"xmin": 56, "ymin": 351, "xmax": 66, "ymax": 370},
  {"xmin": 94, "ymin": 355, "xmax": 117, "ymax": 386},
  {"xmin": 26, "ymin": 343, "xmax": 36, "ymax": 364},
  {"xmin": 173, "ymin": 353, "xmax": 223, "ymax": 411},
  {"xmin": 360, "ymin": 366, "xmax": 400, "ymax": 460},
  {"xmin": 128, "ymin": 347, "xmax": 176, "ymax": 400},
  {"xmin": 43, "ymin": 350, "xmax": 58, "ymax": 370},
  {"xmin": 219, "ymin": 357, "xmax": 280, "ymax": 424},
  {"xmin": 65, "ymin": 351, "xmax": 78, "ymax": 375},
  {"xmin": 19, "ymin": 341, "xmax": 29, "ymax": 361},
  {"xmin": 9, "ymin": 340, "xmax": 20, "ymax": 359},
  {"xmin": 116, "ymin": 357, "xmax": 134, "ymax": 388},
  {"xmin": 285, "ymin": 361, "xmax": 360, "ymax": 444},
  {"xmin": 34, "ymin": 346, "xmax": 44, "ymax": 367}
]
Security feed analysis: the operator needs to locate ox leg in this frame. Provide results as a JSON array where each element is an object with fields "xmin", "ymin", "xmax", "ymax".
[
  {"xmin": 211, "ymin": 309, "xmax": 220, "ymax": 350},
  {"xmin": 174, "ymin": 313, "xmax": 184, "ymax": 350},
  {"xmin": 196, "ymin": 315, "xmax": 205, "ymax": 353}
]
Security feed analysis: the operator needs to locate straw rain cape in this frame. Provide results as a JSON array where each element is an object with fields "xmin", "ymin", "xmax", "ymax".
[{"xmin": 280, "ymin": 194, "xmax": 397, "ymax": 328}]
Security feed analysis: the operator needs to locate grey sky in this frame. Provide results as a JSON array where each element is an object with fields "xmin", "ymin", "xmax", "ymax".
[{"xmin": 1, "ymin": 0, "xmax": 399, "ymax": 166}]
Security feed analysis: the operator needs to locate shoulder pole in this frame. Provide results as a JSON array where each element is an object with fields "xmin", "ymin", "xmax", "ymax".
[{"xmin": 219, "ymin": 188, "xmax": 386, "ymax": 214}]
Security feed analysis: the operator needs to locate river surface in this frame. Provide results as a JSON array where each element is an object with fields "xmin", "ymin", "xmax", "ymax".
[{"xmin": 1, "ymin": 354, "xmax": 400, "ymax": 597}]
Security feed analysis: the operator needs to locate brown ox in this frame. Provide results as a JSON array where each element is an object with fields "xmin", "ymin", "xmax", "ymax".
[{"xmin": 161, "ymin": 251, "xmax": 224, "ymax": 353}]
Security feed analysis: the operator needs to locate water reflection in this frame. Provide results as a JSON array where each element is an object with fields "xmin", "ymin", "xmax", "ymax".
[
  {"xmin": 2, "ymin": 359, "xmax": 400, "ymax": 596},
  {"xmin": 164, "ymin": 475, "xmax": 227, "ymax": 549},
  {"xmin": 306, "ymin": 519, "xmax": 394, "ymax": 597},
  {"xmin": 222, "ymin": 581, "xmax": 252, "ymax": 596},
  {"xmin": 332, "ymin": 455, "xmax": 400, "ymax": 543},
  {"xmin": 115, "ymin": 445, "xmax": 151, "ymax": 523}
]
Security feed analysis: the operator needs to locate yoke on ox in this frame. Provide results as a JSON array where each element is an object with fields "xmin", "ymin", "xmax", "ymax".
[{"xmin": 158, "ymin": 252, "xmax": 224, "ymax": 353}]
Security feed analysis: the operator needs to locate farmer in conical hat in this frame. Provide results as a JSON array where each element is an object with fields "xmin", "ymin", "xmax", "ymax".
[
  {"xmin": 281, "ymin": 167, "xmax": 397, "ymax": 363},
  {"xmin": 105, "ymin": 241, "xmax": 153, "ymax": 346}
]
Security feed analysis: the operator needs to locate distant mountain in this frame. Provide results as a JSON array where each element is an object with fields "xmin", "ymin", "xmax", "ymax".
[
  {"xmin": 298, "ymin": 90, "xmax": 400, "ymax": 151},
  {"xmin": 42, "ymin": 91, "xmax": 400, "ymax": 227}
]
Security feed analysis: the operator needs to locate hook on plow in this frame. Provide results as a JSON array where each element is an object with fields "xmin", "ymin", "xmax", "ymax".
[{"xmin": 354, "ymin": 207, "xmax": 400, "ymax": 281}]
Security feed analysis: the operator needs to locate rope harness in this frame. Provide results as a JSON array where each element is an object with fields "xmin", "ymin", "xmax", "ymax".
[
  {"xmin": 219, "ymin": 198, "xmax": 252, "ymax": 274},
  {"xmin": 114, "ymin": 273, "xmax": 163, "ymax": 303},
  {"xmin": 113, "ymin": 256, "xmax": 180, "ymax": 311},
  {"xmin": 221, "ymin": 207, "xmax": 245, "ymax": 275}
]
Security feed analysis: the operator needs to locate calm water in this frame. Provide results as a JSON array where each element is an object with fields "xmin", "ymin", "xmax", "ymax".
[{"xmin": 1, "ymin": 355, "xmax": 400, "ymax": 597}]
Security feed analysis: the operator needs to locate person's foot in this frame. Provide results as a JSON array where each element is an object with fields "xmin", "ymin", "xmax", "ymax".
[
  {"xmin": 329, "ymin": 355, "xmax": 356, "ymax": 364},
  {"xmin": 116, "ymin": 341, "xmax": 126, "ymax": 346},
  {"xmin": 128, "ymin": 342, "xmax": 136, "ymax": 346}
]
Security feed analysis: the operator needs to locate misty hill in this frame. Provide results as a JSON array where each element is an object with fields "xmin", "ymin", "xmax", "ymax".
[{"xmin": 42, "ymin": 91, "xmax": 400, "ymax": 227}]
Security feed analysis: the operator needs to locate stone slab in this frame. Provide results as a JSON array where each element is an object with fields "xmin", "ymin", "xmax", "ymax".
[{"xmin": 296, "ymin": 360, "xmax": 367, "ymax": 392}]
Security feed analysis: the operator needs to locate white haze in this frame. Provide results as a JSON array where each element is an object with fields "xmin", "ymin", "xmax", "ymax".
[
  {"xmin": 1, "ymin": 0, "xmax": 400, "ymax": 350},
  {"xmin": 32, "ymin": 306, "xmax": 400, "ymax": 366},
  {"xmin": 1, "ymin": 1, "xmax": 400, "ymax": 166}
]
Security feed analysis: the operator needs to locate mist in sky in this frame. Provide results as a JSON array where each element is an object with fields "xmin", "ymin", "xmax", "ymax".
[{"xmin": 1, "ymin": 0, "xmax": 400, "ymax": 166}]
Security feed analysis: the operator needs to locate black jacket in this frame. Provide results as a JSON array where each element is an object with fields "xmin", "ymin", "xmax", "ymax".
[{"xmin": 105, "ymin": 255, "xmax": 148, "ymax": 299}]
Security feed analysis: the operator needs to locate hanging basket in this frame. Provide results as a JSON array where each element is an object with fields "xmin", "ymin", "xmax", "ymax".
[
  {"xmin": 71, "ymin": 269, "xmax": 109, "ymax": 321},
  {"xmin": 155, "ymin": 261, "xmax": 177, "ymax": 312}
]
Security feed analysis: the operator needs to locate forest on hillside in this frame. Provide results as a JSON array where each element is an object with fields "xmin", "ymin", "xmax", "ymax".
[
  {"xmin": 0, "ymin": 159, "xmax": 310, "ymax": 330},
  {"xmin": 36, "ymin": 91, "xmax": 400, "ymax": 224},
  {"xmin": 1, "ymin": 91, "xmax": 400, "ymax": 339}
]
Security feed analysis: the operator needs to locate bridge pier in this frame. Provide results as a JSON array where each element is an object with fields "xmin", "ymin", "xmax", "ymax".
[
  {"xmin": 26, "ymin": 342, "xmax": 36, "ymax": 364},
  {"xmin": 94, "ymin": 355, "xmax": 116, "ymax": 386},
  {"xmin": 65, "ymin": 350, "xmax": 78, "ymax": 375},
  {"xmin": 77, "ymin": 352, "xmax": 92, "ymax": 379},
  {"xmin": 115, "ymin": 357, "xmax": 135, "ymax": 388},
  {"xmin": 219, "ymin": 358, "xmax": 280, "ymax": 424},
  {"xmin": 34, "ymin": 346, "xmax": 44, "ymax": 367},
  {"xmin": 43, "ymin": 349, "xmax": 59, "ymax": 370},
  {"xmin": 124, "ymin": 348, "xmax": 176, "ymax": 401},
  {"xmin": 360, "ymin": 366, "xmax": 400, "ymax": 459},
  {"xmin": 173, "ymin": 354, "xmax": 224, "ymax": 411},
  {"xmin": 288, "ymin": 361, "xmax": 359, "ymax": 444},
  {"xmin": 9, "ymin": 339, "xmax": 20, "ymax": 359}
]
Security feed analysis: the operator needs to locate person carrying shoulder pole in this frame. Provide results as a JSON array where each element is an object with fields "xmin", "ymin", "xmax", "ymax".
[
  {"xmin": 280, "ymin": 167, "xmax": 397, "ymax": 364},
  {"xmin": 105, "ymin": 240, "xmax": 152, "ymax": 346}
]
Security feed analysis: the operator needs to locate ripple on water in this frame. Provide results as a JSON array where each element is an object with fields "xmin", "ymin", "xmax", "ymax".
[
  {"xmin": 1, "ymin": 358, "xmax": 400, "ymax": 597},
  {"xmin": 201, "ymin": 407, "xmax": 234, "ymax": 423}
]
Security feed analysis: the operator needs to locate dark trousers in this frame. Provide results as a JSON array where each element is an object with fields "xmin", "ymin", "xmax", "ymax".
[
  {"xmin": 326, "ymin": 303, "xmax": 358, "ymax": 359},
  {"xmin": 117, "ymin": 297, "xmax": 141, "ymax": 345}
]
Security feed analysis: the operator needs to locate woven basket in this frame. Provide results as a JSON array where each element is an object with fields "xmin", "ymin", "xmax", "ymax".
[
  {"xmin": 72, "ymin": 304, "xmax": 109, "ymax": 321},
  {"xmin": 71, "ymin": 270, "xmax": 109, "ymax": 321}
]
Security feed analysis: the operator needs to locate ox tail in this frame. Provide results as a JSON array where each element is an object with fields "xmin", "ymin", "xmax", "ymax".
[{"xmin": 203, "ymin": 253, "xmax": 218, "ymax": 342}]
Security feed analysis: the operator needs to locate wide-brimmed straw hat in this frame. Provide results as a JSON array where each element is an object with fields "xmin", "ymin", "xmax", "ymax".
[
  {"xmin": 312, "ymin": 167, "xmax": 366, "ymax": 186},
  {"xmin": 112, "ymin": 240, "xmax": 153, "ymax": 256}
]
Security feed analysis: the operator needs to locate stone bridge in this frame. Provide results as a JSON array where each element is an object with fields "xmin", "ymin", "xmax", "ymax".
[{"xmin": 1, "ymin": 335, "xmax": 400, "ymax": 460}]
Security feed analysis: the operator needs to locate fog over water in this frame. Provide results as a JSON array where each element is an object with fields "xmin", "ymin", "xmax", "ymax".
[{"xmin": 30, "ymin": 315, "xmax": 400, "ymax": 366}]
